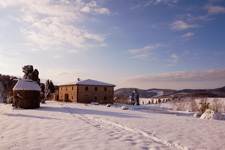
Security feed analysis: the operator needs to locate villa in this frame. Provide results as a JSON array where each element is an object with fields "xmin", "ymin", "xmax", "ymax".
[{"xmin": 56, "ymin": 79, "xmax": 115, "ymax": 104}]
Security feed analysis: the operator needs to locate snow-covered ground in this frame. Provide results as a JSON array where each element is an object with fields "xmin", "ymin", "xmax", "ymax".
[{"xmin": 0, "ymin": 101, "xmax": 225, "ymax": 150}]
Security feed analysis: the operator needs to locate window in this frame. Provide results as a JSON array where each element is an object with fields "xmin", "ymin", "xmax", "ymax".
[
  {"xmin": 104, "ymin": 87, "xmax": 107, "ymax": 92},
  {"xmin": 72, "ymin": 96, "xmax": 73, "ymax": 99},
  {"xmin": 66, "ymin": 87, "xmax": 67, "ymax": 91},
  {"xmin": 104, "ymin": 96, "xmax": 107, "ymax": 100},
  {"xmin": 72, "ymin": 87, "xmax": 73, "ymax": 90},
  {"xmin": 95, "ymin": 87, "xmax": 98, "ymax": 91},
  {"xmin": 85, "ymin": 86, "xmax": 88, "ymax": 91}
]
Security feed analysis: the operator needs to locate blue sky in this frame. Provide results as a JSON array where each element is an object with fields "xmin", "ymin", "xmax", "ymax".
[{"xmin": 0, "ymin": 0, "xmax": 225, "ymax": 89}]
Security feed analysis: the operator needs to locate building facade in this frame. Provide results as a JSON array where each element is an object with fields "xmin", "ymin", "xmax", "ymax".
[{"xmin": 58, "ymin": 79, "xmax": 115, "ymax": 104}]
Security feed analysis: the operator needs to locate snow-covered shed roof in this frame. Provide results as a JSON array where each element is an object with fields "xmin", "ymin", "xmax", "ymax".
[
  {"xmin": 75, "ymin": 79, "xmax": 115, "ymax": 87},
  {"xmin": 13, "ymin": 79, "xmax": 41, "ymax": 91}
]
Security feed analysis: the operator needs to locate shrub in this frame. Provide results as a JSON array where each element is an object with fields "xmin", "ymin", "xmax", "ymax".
[
  {"xmin": 210, "ymin": 99, "xmax": 222, "ymax": 112},
  {"xmin": 199, "ymin": 98, "xmax": 210, "ymax": 114},
  {"xmin": 190, "ymin": 99, "xmax": 199, "ymax": 112}
]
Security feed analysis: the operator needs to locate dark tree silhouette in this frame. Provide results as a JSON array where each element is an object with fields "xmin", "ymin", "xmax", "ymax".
[
  {"xmin": 22, "ymin": 65, "xmax": 40, "ymax": 85},
  {"xmin": 0, "ymin": 74, "xmax": 17, "ymax": 103},
  {"xmin": 41, "ymin": 79, "xmax": 55, "ymax": 103}
]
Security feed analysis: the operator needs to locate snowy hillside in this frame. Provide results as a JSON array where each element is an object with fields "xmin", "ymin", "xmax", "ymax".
[
  {"xmin": 148, "ymin": 89, "xmax": 164, "ymax": 97},
  {"xmin": 0, "ymin": 101, "xmax": 225, "ymax": 150},
  {"xmin": 115, "ymin": 88, "xmax": 175, "ymax": 98},
  {"xmin": 115, "ymin": 86, "xmax": 225, "ymax": 99}
]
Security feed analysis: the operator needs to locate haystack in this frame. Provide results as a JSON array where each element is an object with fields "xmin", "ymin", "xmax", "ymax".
[{"xmin": 13, "ymin": 79, "xmax": 41, "ymax": 109}]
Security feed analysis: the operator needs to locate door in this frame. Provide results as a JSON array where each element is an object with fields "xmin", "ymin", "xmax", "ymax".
[{"xmin": 64, "ymin": 94, "xmax": 69, "ymax": 102}]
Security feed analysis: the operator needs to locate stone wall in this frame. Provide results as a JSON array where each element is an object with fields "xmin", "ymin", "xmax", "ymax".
[
  {"xmin": 58, "ymin": 85, "xmax": 76, "ymax": 102},
  {"xmin": 77, "ymin": 85, "xmax": 114, "ymax": 104}
]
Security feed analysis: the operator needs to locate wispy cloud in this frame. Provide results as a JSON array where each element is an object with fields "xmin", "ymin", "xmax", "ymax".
[
  {"xmin": 207, "ymin": 5, "xmax": 225, "ymax": 14},
  {"xmin": 171, "ymin": 20, "xmax": 197, "ymax": 31},
  {"xmin": 171, "ymin": 13, "xmax": 214, "ymax": 33},
  {"xmin": 127, "ymin": 69, "xmax": 225, "ymax": 82},
  {"xmin": 124, "ymin": 69, "xmax": 225, "ymax": 89},
  {"xmin": 144, "ymin": 0, "xmax": 179, "ymax": 6},
  {"xmin": 80, "ymin": 1, "xmax": 110, "ymax": 15},
  {"xmin": 168, "ymin": 53, "xmax": 179, "ymax": 66},
  {"xmin": 128, "ymin": 44, "xmax": 162, "ymax": 59},
  {"xmin": 41, "ymin": 68, "xmax": 89, "ymax": 84},
  {"xmin": 182, "ymin": 32, "xmax": 195, "ymax": 38},
  {"xmin": 0, "ymin": 0, "xmax": 110, "ymax": 51},
  {"xmin": 131, "ymin": 0, "xmax": 179, "ymax": 9}
]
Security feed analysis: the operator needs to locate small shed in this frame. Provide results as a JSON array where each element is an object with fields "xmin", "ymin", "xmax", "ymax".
[{"xmin": 13, "ymin": 79, "xmax": 41, "ymax": 109}]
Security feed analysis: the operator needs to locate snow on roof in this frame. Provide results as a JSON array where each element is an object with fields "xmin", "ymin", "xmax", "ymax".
[
  {"xmin": 75, "ymin": 79, "xmax": 115, "ymax": 87},
  {"xmin": 58, "ymin": 83, "xmax": 75, "ymax": 86},
  {"xmin": 13, "ymin": 79, "xmax": 41, "ymax": 91}
]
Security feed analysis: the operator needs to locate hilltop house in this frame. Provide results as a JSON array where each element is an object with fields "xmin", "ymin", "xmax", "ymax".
[{"xmin": 57, "ymin": 79, "xmax": 115, "ymax": 104}]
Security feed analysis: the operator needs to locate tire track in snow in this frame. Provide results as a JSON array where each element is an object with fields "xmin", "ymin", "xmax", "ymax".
[{"xmin": 62, "ymin": 104, "xmax": 189, "ymax": 150}]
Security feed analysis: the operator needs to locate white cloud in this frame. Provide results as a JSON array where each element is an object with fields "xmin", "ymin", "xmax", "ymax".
[
  {"xmin": 182, "ymin": 32, "xmax": 195, "ymax": 38},
  {"xmin": 81, "ymin": 1, "xmax": 110, "ymax": 15},
  {"xmin": 127, "ymin": 69, "xmax": 225, "ymax": 81},
  {"xmin": 128, "ymin": 44, "xmax": 162, "ymax": 59},
  {"xmin": 145, "ymin": 0, "xmax": 178, "ymax": 6},
  {"xmin": 0, "ymin": 0, "xmax": 110, "ymax": 51},
  {"xmin": 53, "ymin": 54, "xmax": 62, "ymax": 59},
  {"xmin": 169, "ymin": 53, "xmax": 179, "ymax": 65},
  {"xmin": 123, "ymin": 69, "xmax": 225, "ymax": 89},
  {"xmin": 171, "ymin": 20, "xmax": 197, "ymax": 31},
  {"xmin": 42, "ymin": 68, "xmax": 88, "ymax": 85},
  {"xmin": 131, "ymin": 0, "xmax": 179, "ymax": 9},
  {"xmin": 207, "ymin": 5, "xmax": 225, "ymax": 14}
]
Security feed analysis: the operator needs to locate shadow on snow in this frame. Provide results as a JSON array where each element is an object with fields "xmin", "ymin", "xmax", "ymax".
[
  {"xmin": 38, "ymin": 105, "xmax": 146, "ymax": 119},
  {"xmin": 4, "ymin": 113, "xmax": 60, "ymax": 120}
]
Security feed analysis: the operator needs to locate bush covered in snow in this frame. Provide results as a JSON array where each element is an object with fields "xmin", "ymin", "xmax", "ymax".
[
  {"xmin": 200, "ymin": 109, "xmax": 224, "ymax": 120},
  {"xmin": 172, "ymin": 97, "xmax": 198, "ymax": 112},
  {"xmin": 171, "ymin": 97, "xmax": 225, "ymax": 113},
  {"xmin": 193, "ymin": 112, "xmax": 202, "ymax": 118},
  {"xmin": 121, "ymin": 106, "xmax": 129, "ymax": 110},
  {"xmin": 199, "ymin": 99, "xmax": 210, "ymax": 114},
  {"xmin": 106, "ymin": 104, "xmax": 111, "ymax": 107}
]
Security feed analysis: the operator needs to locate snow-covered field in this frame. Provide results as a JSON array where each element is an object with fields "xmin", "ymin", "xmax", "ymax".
[{"xmin": 0, "ymin": 101, "xmax": 225, "ymax": 150}]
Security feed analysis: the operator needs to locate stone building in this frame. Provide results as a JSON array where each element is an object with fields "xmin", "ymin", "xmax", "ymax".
[{"xmin": 58, "ymin": 79, "xmax": 115, "ymax": 104}]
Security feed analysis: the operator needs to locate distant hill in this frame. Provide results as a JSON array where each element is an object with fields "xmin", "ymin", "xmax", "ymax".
[
  {"xmin": 115, "ymin": 86, "xmax": 225, "ymax": 98},
  {"xmin": 171, "ymin": 86, "xmax": 225, "ymax": 98},
  {"xmin": 115, "ymin": 88, "xmax": 176, "ymax": 98}
]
